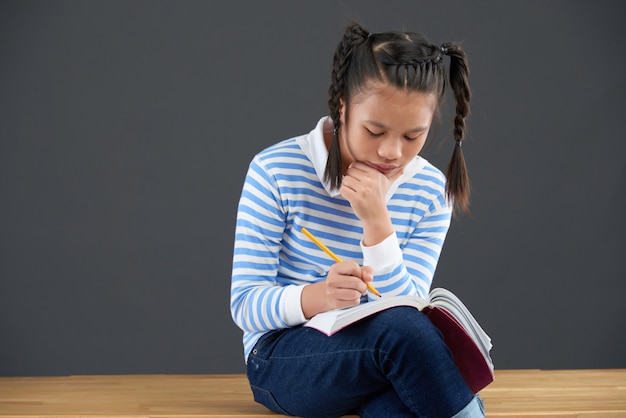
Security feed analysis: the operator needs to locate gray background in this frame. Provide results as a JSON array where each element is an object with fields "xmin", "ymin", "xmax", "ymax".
[{"xmin": 1, "ymin": 0, "xmax": 624, "ymax": 376}]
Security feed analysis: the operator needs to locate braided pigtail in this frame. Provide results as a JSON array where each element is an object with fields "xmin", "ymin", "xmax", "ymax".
[
  {"xmin": 441, "ymin": 43, "xmax": 471, "ymax": 214},
  {"xmin": 324, "ymin": 23, "xmax": 370, "ymax": 190}
]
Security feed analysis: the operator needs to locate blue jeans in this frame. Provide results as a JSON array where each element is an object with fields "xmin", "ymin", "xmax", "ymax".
[{"xmin": 247, "ymin": 307, "xmax": 484, "ymax": 417}]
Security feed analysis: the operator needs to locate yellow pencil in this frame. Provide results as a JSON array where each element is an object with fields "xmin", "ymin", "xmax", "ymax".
[{"xmin": 301, "ymin": 227, "xmax": 382, "ymax": 297}]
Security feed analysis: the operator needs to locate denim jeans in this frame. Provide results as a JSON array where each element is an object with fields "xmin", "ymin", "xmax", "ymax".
[{"xmin": 247, "ymin": 306, "xmax": 484, "ymax": 417}]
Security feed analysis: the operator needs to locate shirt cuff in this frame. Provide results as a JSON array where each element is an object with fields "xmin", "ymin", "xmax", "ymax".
[
  {"xmin": 361, "ymin": 232, "xmax": 403, "ymax": 274},
  {"xmin": 280, "ymin": 285, "xmax": 307, "ymax": 326}
]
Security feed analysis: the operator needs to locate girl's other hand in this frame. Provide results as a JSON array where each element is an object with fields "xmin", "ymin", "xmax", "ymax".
[
  {"xmin": 301, "ymin": 262, "xmax": 374, "ymax": 319},
  {"xmin": 325, "ymin": 261, "xmax": 373, "ymax": 309}
]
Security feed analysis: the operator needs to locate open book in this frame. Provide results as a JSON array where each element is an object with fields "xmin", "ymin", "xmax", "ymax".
[{"xmin": 304, "ymin": 288, "xmax": 494, "ymax": 393}]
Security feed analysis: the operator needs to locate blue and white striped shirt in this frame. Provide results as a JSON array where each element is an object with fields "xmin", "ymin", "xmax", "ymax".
[{"xmin": 230, "ymin": 117, "xmax": 452, "ymax": 361}]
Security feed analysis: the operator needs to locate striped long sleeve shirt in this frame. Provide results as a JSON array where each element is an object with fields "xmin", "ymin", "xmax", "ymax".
[{"xmin": 230, "ymin": 117, "xmax": 452, "ymax": 361}]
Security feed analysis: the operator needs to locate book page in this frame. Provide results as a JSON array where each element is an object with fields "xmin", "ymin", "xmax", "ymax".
[{"xmin": 305, "ymin": 295, "xmax": 428, "ymax": 335}]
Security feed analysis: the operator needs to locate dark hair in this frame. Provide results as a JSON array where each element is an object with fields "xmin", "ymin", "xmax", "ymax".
[{"xmin": 325, "ymin": 22, "xmax": 472, "ymax": 214}]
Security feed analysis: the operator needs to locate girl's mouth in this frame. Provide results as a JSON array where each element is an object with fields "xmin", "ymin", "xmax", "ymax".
[{"xmin": 368, "ymin": 163, "xmax": 398, "ymax": 175}]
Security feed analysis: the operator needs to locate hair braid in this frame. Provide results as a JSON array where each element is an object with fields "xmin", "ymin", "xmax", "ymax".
[
  {"xmin": 442, "ymin": 43, "xmax": 472, "ymax": 214},
  {"xmin": 324, "ymin": 23, "xmax": 369, "ymax": 190}
]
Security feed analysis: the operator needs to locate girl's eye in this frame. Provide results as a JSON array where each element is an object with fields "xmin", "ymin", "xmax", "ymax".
[
  {"xmin": 405, "ymin": 136, "xmax": 418, "ymax": 141},
  {"xmin": 366, "ymin": 128, "xmax": 384, "ymax": 137}
]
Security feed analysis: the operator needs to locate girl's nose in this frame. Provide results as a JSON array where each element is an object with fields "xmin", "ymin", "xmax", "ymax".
[{"xmin": 378, "ymin": 138, "xmax": 402, "ymax": 160}]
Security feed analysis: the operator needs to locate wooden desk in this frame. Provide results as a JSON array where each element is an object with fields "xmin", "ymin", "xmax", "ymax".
[{"xmin": 1, "ymin": 369, "xmax": 625, "ymax": 417}]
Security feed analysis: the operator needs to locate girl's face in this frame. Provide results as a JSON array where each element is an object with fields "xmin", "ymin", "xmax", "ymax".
[{"xmin": 339, "ymin": 82, "xmax": 437, "ymax": 178}]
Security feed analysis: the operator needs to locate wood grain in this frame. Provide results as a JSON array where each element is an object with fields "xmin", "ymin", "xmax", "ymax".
[{"xmin": 1, "ymin": 370, "xmax": 625, "ymax": 417}]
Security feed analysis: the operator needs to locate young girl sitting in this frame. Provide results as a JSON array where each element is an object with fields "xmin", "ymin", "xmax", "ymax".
[{"xmin": 231, "ymin": 21, "xmax": 483, "ymax": 417}]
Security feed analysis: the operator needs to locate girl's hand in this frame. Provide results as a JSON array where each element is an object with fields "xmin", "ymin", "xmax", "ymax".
[
  {"xmin": 340, "ymin": 162, "xmax": 403, "ymax": 223},
  {"xmin": 340, "ymin": 162, "xmax": 403, "ymax": 246},
  {"xmin": 324, "ymin": 261, "xmax": 373, "ymax": 309},
  {"xmin": 301, "ymin": 262, "xmax": 374, "ymax": 319}
]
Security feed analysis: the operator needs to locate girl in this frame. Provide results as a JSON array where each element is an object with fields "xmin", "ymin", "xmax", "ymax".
[{"xmin": 231, "ymin": 21, "xmax": 483, "ymax": 417}]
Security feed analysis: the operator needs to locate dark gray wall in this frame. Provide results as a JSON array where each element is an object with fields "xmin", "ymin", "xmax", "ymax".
[{"xmin": 1, "ymin": 0, "xmax": 624, "ymax": 376}]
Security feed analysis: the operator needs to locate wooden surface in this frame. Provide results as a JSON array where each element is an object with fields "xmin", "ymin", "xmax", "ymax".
[{"xmin": 1, "ymin": 369, "xmax": 625, "ymax": 417}]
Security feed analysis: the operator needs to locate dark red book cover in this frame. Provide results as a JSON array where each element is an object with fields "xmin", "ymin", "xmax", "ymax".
[{"xmin": 423, "ymin": 305, "xmax": 494, "ymax": 393}]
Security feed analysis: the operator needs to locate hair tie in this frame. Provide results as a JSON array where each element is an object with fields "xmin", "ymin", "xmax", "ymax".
[
  {"xmin": 440, "ymin": 45, "xmax": 449, "ymax": 54},
  {"xmin": 455, "ymin": 140, "xmax": 462, "ymax": 148}
]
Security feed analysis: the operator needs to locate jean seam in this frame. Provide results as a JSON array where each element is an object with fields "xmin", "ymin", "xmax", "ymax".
[{"xmin": 377, "ymin": 347, "xmax": 419, "ymax": 414}]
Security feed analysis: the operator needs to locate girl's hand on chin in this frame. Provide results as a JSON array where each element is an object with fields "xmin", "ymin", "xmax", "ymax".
[{"xmin": 340, "ymin": 161, "xmax": 404, "ymax": 223}]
